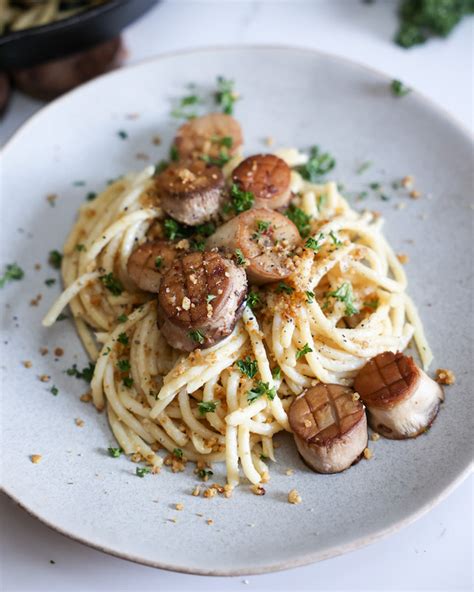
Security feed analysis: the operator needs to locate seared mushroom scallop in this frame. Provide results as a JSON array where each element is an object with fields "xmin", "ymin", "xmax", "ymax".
[
  {"xmin": 156, "ymin": 160, "xmax": 224, "ymax": 226},
  {"xmin": 232, "ymin": 154, "xmax": 292, "ymax": 209},
  {"xmin": 157, "ymin": 251, "xmax": 247, "ymax": 351},
  {"xmin": 206, "ymin": 208, "xmax": 300, "ymax": 284},
  {"xmin": 354, "ymin": 351, "xmax": 444, "ymax": 439},
  {"xmin": 288, "ymin": 384, "xmax": 368, "ymax": 474},
  {"xmin": 173, "ymin": 112, "xmax": 243, "ymax": 161},
  {"xmin": 127, "ymin": 241, "xmax": 177, "ymax": 293}
]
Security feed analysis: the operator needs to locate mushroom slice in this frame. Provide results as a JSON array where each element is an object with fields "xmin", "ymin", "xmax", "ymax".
[
  {"xmin": 288, "ymin": 384, "xmax": 368, "ymax": 474},
  {"xmin": 157, "ymin": 251, "xmax": 247, "ymax": 352},
  {"xmin": 232, "ymin": 154, "xmax": 292, "ymax": 209},
  {"xmin": 127, "ymin": 240, "xmax": 177, "ymax": 293},
  {"xmin": 156, "ymin": 160, "xmax": 224, "ymax": 226},
  {"xmin": 173, "ymin": 112, "xmax": 243, "ymax": 161},
  {"xmin": 206, "ymin": 208, "xmax": 300, "ymax": 284},
  {"xmin": 354, "ymin": 351, "xmax": 444, "ymax": 439}
]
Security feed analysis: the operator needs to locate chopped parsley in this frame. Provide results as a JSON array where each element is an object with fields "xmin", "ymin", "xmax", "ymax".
[
  {"xmin": 305, "ymin": 232, "xmax": 324, "ymax": 252},
  {"xmin": 296, "ymin": 343, "xmax": 313, "ymax": 360},
  {"xmin": 200, "ymin": 151, "xmax": 231, "ymax": 167},
  {"xmin": 117, "ymin": 359, "xmax": 131, "ymax": 372},
  {"xmin": 329, "ymin": 230, "xmax": 343, "ymax": 246},
  {"xmin": 357, "ymin": 161, "xmax": 372, "ymax": 174},
  {"xmin": 155, "ymin": 160, "xmax": 169, "ymax": 175},
  {"xmin": 50, "ymin": 385, "xmax": 59, "ymax": 396},
  {"xmin": 188, "ymin": 329, "xmax": 205, "ymax": 345},
  {"xmin": 123, "ymin": 376, "xmax": 134, "ymax": 388},
  {"xmin": 117, "ymin": 332, "xmax": 129, "ymax": 346},
  {"xmin": 190, "ymin": 238, "xmax": 206, "ymax": 252},
  {"xmin": 57, "ymin": 313, "xmax": 68, "ymax": 321},
  {"xmin": 66, "ymin": 362, "xmax": 95, "ymax": 383},
  {"xmin": 198, "ymin": 401, "xmax": 218, "ymax": 415},
  {"xmin": 363, "ymin": 298, "xmax": 380, "ymax": 310},
  {"xmin": 197, "ymin": 468, "xmax": 213, "ymax": 480},
  {"xmin": 305, "ymin": 290, "xmax": 315, "ymax": 303},
  {"xmin": 215, "ymin": 75, "xmax": 239, "ymax": 114},
  {"xmin": 296, "ymin": 145, "xmax": 336, "ymax": 182},
  {"xmin": 246, "ymin": 290, "xmax": 262, "ymax": 310},
  {"xmin": 163, "ymin": 218, "xmax": 189, "ymax": 241},
  {"xmin": 136, "ymin": 467, "xmax": 151, "ymax": 478},
  {"xmin": 316, "ymin": 194, "xmax": 328, "ymax": 212},
  {"xmin": 206, "ymin": 294, "xmax": 216, "ymax": 303},
  {"xmin": 155, "ymin": 256, "xmax": 163, "ymax": 269},
  {"xmin": 247, "ymin": 381, "xmax": 276, "ymax": 404},
  {"xmin": 169, "ymin": 145, "xmax": 179, "ymax": 162},
  {"xmin": 271, "ymin": 366, "xmax": 281, "ymax": 381},
  {"xmin": 171, "ymin": 93, "xmax": 201, "ymax": 119},
  {"xmin": 75, "ymin": 244, "xmax": 86, "ymax": 252},
  {"xmin": 117, "ymin": 130, "xmax": 128, "ymax": 139},
  {"xmin": 73, "ymin": 180, "xmax": 86, "ymax": 187},
  {"xmin": 285, "ymin": 205, "xmax": 311, "ymax": 238},
  {"xmin": 253, "ymin": 219, "xmax": 271, "ymax": 240},
  {"xmin": 369, "ymin": 182, "xmax": 381, "ymax": 190},
  {"xmin": 194, "ymin": 221, "xmax": 216, "ymax": 237},
  {"xmin": 86, "ymin": 192, "xmax": 97, "ymax": 201},
  {"xmin": 326, "ymin": 282, "xmax": 358, "ymax": 316},
  {"xmin": 48, "ymin": 250, "xmax": 62, "ymax": 269},
  {"xmin": 108, "ymin": 447, "xmax": 123, "ymax": 458},
  {"xmin": 0, "ymin": 263, "xmax": 24, "ymax": 288},
  {"xmin": 100, "ymin": 273, "xmax": 123, "ymax": 296},
  {"xmin": 276, "ymin": 282, "xmax": 294, "ymax": 295},
  {"xmin": 234, "ymin": 248, "xmax": 247, "ymax": 266},
  {"xmin": 173, "ymin": 447, "xmax": 183, "ymax": 459},
  {"xmin": 117, "ymin": 313, "xmax": 128, "ymax": 323},
  {"xmin": 44, "ymin": 278, "xmax": 56, "ymax": 286},
  {"xmin": 236, "ymin": 356, "xmax": 258, "ymax": 379},
  {"xmin": 391, "ymin": 79, "xmax": 411, "ymax": 97},
  {"xmin": 260, "ymin": 454, "xmax": 268, "ymax": 461},
  {"xmin": 228, "ymin": 183, "xmax": 254, "ymax": 213},
  {"xmin": 213, "ymin": 135, "xmax": 233, "ymax": 148}
]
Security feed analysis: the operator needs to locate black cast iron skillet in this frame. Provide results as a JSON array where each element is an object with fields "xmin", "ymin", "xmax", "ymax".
[{"xmin": 0, "ymin": 0, "xmax": 159, "ymax": 69}]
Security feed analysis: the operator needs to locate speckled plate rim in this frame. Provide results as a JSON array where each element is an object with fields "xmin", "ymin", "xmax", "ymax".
[{"xmin": 1, "ymin": 44, "xmax": 473, "ymax": 577}]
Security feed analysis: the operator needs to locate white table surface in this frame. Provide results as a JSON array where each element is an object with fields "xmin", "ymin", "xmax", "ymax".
[{"xmin": 0, "ymin": 2, "xmax": 472, "ymax": 591}]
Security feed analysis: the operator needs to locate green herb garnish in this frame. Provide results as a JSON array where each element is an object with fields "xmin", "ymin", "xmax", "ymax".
[
  {"xmin": 173, "ymin": 448, "xmax": 183, "ymax": 459},
  {"xmin": 169, "ymin": 145, "xmax": 179, "ymax": 162},
  {"xmin": 0, "ymin": 263, "xmax": 24, "ymax": 288},
  {"xmin": 136, "ymin": 467, "xmax": 151, "ymax": 478},
  {"xmin": 86, "ymin": 192, "xmax": 97, "ymax": 201},
  {"xmin": 123, "ymin": 376, "xmax": 134, "ymax": 388},
  {"xmin": 117, "ymin": 313, "xmax": 128, "ymax": 323},
  {"xmin": 48, "ymin": 250, "xmax": 62, "ymax": 269},
  {"xmin": 326, "ymin": 282, "xmax": 358, "ymax": 316},
  {"xmin": 305, "ymin": 290, "xmax": 315, "ymax": 303},
  {"xmin": 66, "ymin": 362, "xmax": 95, "ymax": 383},
  {"xmin": 155, "ymin": 160, "xmax": 169, "ymax": 175},
  {"xmin": 163, "ymin": 218, "xmax": 189, "ymax": 241},
  {"xmin": 198, "ymin": 401, "xmax": 218, "ymax": 415},
  {"xmin": 117, "ymin": 332, "xmax": 129, "ymax": 346},
  {"xmin": 329, "ymin": 230, "xmax": 343, "ymax": 246},
  {"xmin": 236, "ymin": 356, "xmax": 258, "ymax": 379},
  {"xmin": 297, "ymin": 145, "xmax": 336, "ymax": 182},
  {"xmin": 215, "ymin": 76, "xmax": 239, "ymax": 114},
  {"xmin": 305, "ymin": 232, "xmax": 324, "ymax": 252},
  {"xmin": 44, "ymin": 278, "xmax": 56, "ymax": 286},
  {"xmin": 276, "ymin": 282, "xmax": 294, "ymax": 295},
  {"xmin": 235, "ymin": 248, "xmax": 247, "ymax": 266},
  {"xmin": 75, "ymin": 244, "xmax": 86, "ymax": 252},
  {"xmin": 228, "ymin": 183, "xmax": 254, "ymax": 213},
  {"xmin": 188, "ymin": 329, "xmax": 205, "ymax": 345},
  {"xmin": 117, "ymin": 359, "xmax": 131, "ymax": 372},
  {"xmin": 117, "ymin": 130, "xmax": 128, "ymax": 139},
  {"xmin": 296, "ymin": 343, "xmax": 313, "ymax": 360},
  {"xmin": 206, "ymin": 294, "xmax": 216, "ymax": 303},
  {"xmin": 197, "ymin": 468, "xmax": 213, "ymax": 480},
  {"xmin": 246, "ymin": 290, "xmax": 262, "ymax": 310},
  {"xmin": 247, "ymin": 381, "xmax": 276, "ymax": 404},
  {"xmin": 363, "ymin": 299, "xmax": 380, "ymax": 310},
  {"xmin": 391, "ymin": 79, "xmax": 411, "ymax": 97},
  {"xmin": 100, "ymin": 273, "xmax": 123, "ymax": 296},
  {"xmin": 253, "ymin": 219, "xmax": 271, "ymax": 240},
  {"xmin": 108, "ymin": 447, "xmax": 123, "ymax": 458},
  {"xmin": 285, "ymin": 205, "xmax": 311, "ymax": 238},
  {"xmin": 200, "ymin": 151, "xmax": 231, "ymax": 167},
  {"xmin": 50, "ymin": 385, "xmax": 59, "ymax": 396},
  {"xmin": 271, "ymin": 366, "xmax": 281, "ymax": 381},
  {"xmin": 357, "ymin": 161, "xmax": 372, "ymax": 174}
]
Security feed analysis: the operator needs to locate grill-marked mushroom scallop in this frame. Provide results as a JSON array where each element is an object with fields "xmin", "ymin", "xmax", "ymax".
[
  {"xmin": 232, "ymin": 154, "xmax": 292, "ymax": 210},
  {"xmin": 127, "ymin": 241, "xmax": 177, "ymax": 293},
  {"xmin": 156, "ymin": 160, "xmax": 224, "ymax": 226},
  {"xmin": 157, "ymin": 251, "xmax": 247, "ymax": 352},
  {"xmin": 354, "ymin": 351, "xmax": 443, "ymax": 439},
  {"xmin": 288, "ymin": 384, "xmax": 368, "ymax": 474},
  {"xmin": 173, "ymin": 112, "xmax": 243, "ymax": 161},
  {"xmin": 206, "ymin": 208, "xmax": 300, "ymax": 284}
]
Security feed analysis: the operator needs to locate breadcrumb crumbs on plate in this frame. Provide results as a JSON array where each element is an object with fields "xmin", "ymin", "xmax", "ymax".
[
  {"xmin": 175, "ymin": 503, "xmax": 184, "ymax": 511},
  {"xmin": 30, "ymin": 294, "xmax": 42, "ymax": 306},
  {"xmin": 285, "ymin": 469, "xmax": 294, "ymax": 476},
  {"xmin": 30, "ymin": 454, "xmax": 42, "ymax": 464},
  {"xmin": 22, "ymin": 360, "xmax": 32, "ymax": 368},
  {"xmin": 371, "ymin": 432, "xmax": 381, "ymax": 442},
  {"xmin": 264, "ymin": 136, "xmax": 274, "ymax": 146},
  {"xmin": 80, "ymin": 392, "xmax": 92, "ymax": 403},
  {"xmin": 152, "ymin": 135, "xmax": 162, "ymax": 145},
  {"xmin": 206, "ymin": 519, "xmax": 214, "ymax": 526},
  {"xmin": 401, "ymin": 175, "xmax": 414, "ymax": 188},
  {"xmin": 436, "ymin": 368, "xmax": 456, "ymax": 385},
  {"xmin": 288, "ymin": 489, "xmax": 302, "ymax": 504},
  {"xmin": 135, "ymin": 152, "xmax": 149, "ymax": 161},
  {"xmin": 40, "ymin": 347, "xmax": 49, "ymax": 356},
  {"xmin": 364, "ymin": 447, "xmax": 373, "ymax": 460},
  {"xmin": 203, "ymin": 487, "xmax": 217, "ymax": 498},
  {"xmin": 75, "ymin": 418, "xmax": 85, "ymax": 427},
  {"xmin": 46, "ymin": 193, "xmax": 58, "ymax": 206},
  {"xmin": 409, "ymin": 190, "xmax": 421, "ymax": 199},
  {"xmin": 396, "ymin": 253, "xmax": 409, "ymax": 264},
  {"xmin": 39, "ymin": 374, "xmax": 50, "ymax": 383},
  {"xmin": 54, "ymin": 347, "xmax": 64, "ymax": 357},
  {"xmin": 192, "ymin": 485, "xmax": 201, "ymax": 497}
]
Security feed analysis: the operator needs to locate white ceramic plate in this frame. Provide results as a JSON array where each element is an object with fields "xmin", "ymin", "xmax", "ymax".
[{"xmin": 1, "ymin": 47, "xmax": 472, "ymax": 576}]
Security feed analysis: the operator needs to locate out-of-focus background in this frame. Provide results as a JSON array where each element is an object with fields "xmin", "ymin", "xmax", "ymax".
[{"xmin": 0, "ymin": 1, "xmax": 472, "ymax": 591}]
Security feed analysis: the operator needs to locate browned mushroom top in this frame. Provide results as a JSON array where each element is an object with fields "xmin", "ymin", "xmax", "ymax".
[
  {"xmin": 232, "ymin": 154, "xmax": 292, "ymax": 209},
  {"xmin": 173, "ymin": 112, "xmax": 243, "ymax": 160},
  {"xmin": 289, "ymin": 384, "xmax": 365, "ymax": 445},
  {"xmin": 158, "ymin": 250, "xmax": 245, "ymax": 327},
  {"xmin": 354, "ymin": 351, "xmax": 421, "ymax": 409}
]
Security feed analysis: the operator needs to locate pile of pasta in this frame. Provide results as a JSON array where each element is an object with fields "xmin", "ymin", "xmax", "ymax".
[{"xmin": 43, "ymin": 150, "xmax": 431, "ymax": 487}]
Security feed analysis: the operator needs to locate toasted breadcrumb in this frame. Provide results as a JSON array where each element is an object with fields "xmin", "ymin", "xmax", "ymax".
[
  {"xmin": 401, "ymin": 175, "xmax": 414, "ymax": 188},
  {"xmin": 288, "ymin": 489, "xmax": 302, "ymax": 504},
  {"xmin": 175, "ymin": 503, "xmax": 184, "ymax": 511},
  {"xmin": 303, "ymin": 418, "xmax": 312, "ymax": 428},
  {"xmin": 371, "ymin": 432, "xmax": 381, "ymax": 442},
  {"xmin": 363, "ymin": 447, "xmax": 373, "ymax": 460},
  {"xmin": 203, "ymin": 487, "xmax": 217, "ymax": 498},
  {"xmin": 192, "ymin": 485, "xmax": 201, "ymax": 497},
  {"xmin": 265, "ymin": 136, "xmax": 274, "ymax": 146},
  {"xmin": 250, "ymin": 484, "xmax": 265, "ymax": 496},
  {"xmin": 22, "ymin": 360, "xmax": 32, "ymax": 368},
  {"xmin": 223, "ymin": 484, "xmax": 233, "ymax": 498},
  {"xmin": 206, "ymin": 519, "xmax": 214, "ymax": 526},
  {"xmin": 46, "ymin": 193, "xmax": 58, "ymax": 206},
  {"xmin": 152, "ymin": 135, "xmax": 162, "ymax": 145},
  {"xmin": 39, "ymin": 374, "xmax": 50, "ymax": 383},
  {"xmin": 396, "ymin": 253, "xmax": 409, "ymax": 264},
  {"xmin": 80, "ymin": 392, "xmax": 92, "ymax": 403},
  {"xmin": 409, "ymin": 190, "xmax": 421, "ymax": 199},
  {"xmin": 54, "ymin": 347, "xmax": 64, "ymax": 357},
  {"xmin": 40, "ymin": 347, "xmax": 49, "ymax": 356},
  {"xmin": 436, "ymin": 368, "xmax": 456, "ymax": 385},
  {"xmin": 30, "ymin": 454, "xmax": 42, "ymax": 464},
  {"xmin": 75, "ymin": 418, "xmax": 85, "ymax": 427}
]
